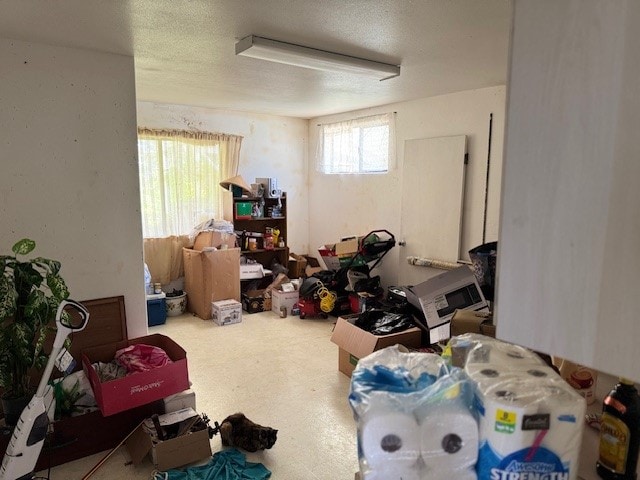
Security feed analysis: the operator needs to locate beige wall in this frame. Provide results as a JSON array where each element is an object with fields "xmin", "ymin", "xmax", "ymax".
[
  {"xmin": 0, "ymin": 38, "xmax": 148, "ymax": 338},
  {"xmin": 136, "ymin": 102, "xmax": 309, "ymax": 255},
  {"xmin": 308, "ymin": 86, "xmax": 506, "ymax": 287}
]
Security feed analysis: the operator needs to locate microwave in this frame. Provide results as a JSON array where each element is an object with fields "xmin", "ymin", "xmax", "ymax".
[{"xmin": 406, "ymin": 265, "xmax": 489, "ymax": 333}]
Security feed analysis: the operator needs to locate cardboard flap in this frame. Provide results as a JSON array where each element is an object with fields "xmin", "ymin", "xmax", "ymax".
[
  {"xmin": 330, "ymin": 317, "xmax": 381, "ymax": 360},
  {"xmin": 125, "ymin": 423, "xmax": 153, "ymax": 465}
]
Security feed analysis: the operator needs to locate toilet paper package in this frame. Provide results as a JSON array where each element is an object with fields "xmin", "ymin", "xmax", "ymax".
[
  {"xmin": 350, "ymin": 345, "xmax": 479, "ymax": 479},
  {"xmin": 454, "ymin": 336, "xmax": 587, "ymax": 480}
]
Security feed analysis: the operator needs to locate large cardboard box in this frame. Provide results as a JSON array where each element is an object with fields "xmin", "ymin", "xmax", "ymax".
[
  {"xmin": 82, "ymin": 334, "xmax": 190, "ymax": 416},
  {"xmin": 288, "ymin": 253, "xmax": 308, "ymax": 278},
  {"xmin": 212, "ymin": 299, "xmax": 242, "ymax": 326},
  {"xmin": 193, "ymin": 230, "xmax": 237, "ymax": 250},
  {"xmin": 126, "ymin": 408, "xmax": 212, "ymax": 471},
  {"xmin": 183, "ymin": 247, "xmax": 241, "ymax": 319},
  {"xmin": 330, "ymin": 315, "xmax": 423, "ymax": 377}
]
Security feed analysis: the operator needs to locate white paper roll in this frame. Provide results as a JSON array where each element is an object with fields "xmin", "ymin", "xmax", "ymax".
[
  {"xmin": 360, "ymin": 411, "xmax": 421, "ymax": 469},
  {"xmin": 420, "ymin": 407, "xmax": 479, "ymax": 471},
  {"xmin": 465, "ymin": 340, "xmax": 544, "ymax": 367},
  {"xmin": 477, "ymin": 381, "xmax": 539, "ymax": 457},
  {"xmin": 427, "ymin": 468, "xmax": 478, "ymax": 480},
  {"xmin": 362, "ymin": 464, "xmax": 421, "ymax": 480},
  {"xmin": 537, "ymin": 383, "xmax": 586, "ymax": 478}
]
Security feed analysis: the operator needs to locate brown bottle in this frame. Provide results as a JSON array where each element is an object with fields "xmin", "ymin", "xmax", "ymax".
[{"xmin": 597, "ymin": 378, "xmax": 640, "ymax": 479}]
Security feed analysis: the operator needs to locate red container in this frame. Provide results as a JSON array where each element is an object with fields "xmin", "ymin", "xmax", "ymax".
[{"xmin": 82, "ymin": 333, "xmax": 189, "ymax": 416}]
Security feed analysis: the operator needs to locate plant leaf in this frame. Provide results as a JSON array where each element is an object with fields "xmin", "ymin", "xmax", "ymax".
[
  {"xmin": 12, "ymin": 239, "xmax": 36, "ymax": 256},
  {"xmin": 0, "ymin": 276, "xmax": 17, "ymax": 318},
  {"xmin": 47, "ymin": 274, "xmax": 69, "ymax": 300}
]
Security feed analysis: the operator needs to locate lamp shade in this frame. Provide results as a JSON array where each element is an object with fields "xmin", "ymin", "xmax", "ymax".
[{"xmin": 220, "ymin": 175, "xmax": 253, "ymax": 196}]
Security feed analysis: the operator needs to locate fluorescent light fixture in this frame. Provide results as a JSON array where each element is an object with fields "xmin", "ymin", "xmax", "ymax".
[{"xmin": 235, "ymin": 35, "xmax": 400, "ymax": 81}]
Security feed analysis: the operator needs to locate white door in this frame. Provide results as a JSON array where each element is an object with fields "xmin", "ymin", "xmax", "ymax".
[{"xmin": 398, "ymin": 135, "xmax": 467, "ymax": 286}]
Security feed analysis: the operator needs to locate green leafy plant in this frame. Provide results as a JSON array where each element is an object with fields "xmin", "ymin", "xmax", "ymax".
[{"xmin": 0, "ymin": 238, "xmax": 69, "ymax": 399}]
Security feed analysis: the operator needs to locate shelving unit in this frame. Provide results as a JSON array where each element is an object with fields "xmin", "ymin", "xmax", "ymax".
[{"xmin": 233, "ymin": 194, "xmax": 289, "ymax": 279}]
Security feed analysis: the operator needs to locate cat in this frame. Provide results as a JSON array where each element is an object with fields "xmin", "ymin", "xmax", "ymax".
[{"xmin": 219, "ymin": 412, "xmax": 278, "ymax": 452}]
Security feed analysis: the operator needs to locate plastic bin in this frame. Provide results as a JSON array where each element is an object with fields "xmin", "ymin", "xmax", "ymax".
[{"xmin": 146, "ymin": 292, "xmax": 167, "ymax": 326}]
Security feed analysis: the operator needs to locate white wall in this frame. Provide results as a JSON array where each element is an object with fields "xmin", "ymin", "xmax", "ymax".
[
  {"xmin": 0, "ymin": 38, "xmax": 148, "ymax": 338},
  {"xmin": 136, "ymin": 103, "xmax": 309, "ymax": 254},
  {"xmin": 308, "ymin": 86, "xmax": 506, "ymax": 287}
]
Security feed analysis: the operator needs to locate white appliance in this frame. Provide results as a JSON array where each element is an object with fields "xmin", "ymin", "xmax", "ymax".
[{"xmin": 406, "ymin": 265, "xmax": 488, "ymax": 343}]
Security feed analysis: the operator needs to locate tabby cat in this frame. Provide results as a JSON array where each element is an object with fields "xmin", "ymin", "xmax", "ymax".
[{"xmin": 219, "ymin": 413, "xmax": 278, "ymax": 452}]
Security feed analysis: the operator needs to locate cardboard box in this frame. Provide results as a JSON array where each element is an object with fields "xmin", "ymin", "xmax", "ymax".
[
  {"xmin": 126, "ymin": 408, "xmax": 212, "ymax": 471},
  {"xmin": 82, "ymin": 334, "xmax": 190, "ymax": 416},
  {"xmin": 330, "ymin": 315, "xmax": 423, "ymax": 377},
  {"xmin": 334, "ymin": 237, "xmax": 360, "ymax": 256},
  {"xmin": 318, "ymin": 244, "xmax": 340, "ymax": 270},
  {"xmin": 450, "ymin": 309, "xmax": 494, "ymax": 337},
  {"xmin": 163, "ymin": 389, "xmax": 197, "ymax": 414},
  {"xmin": 288, "ymin": 253, "xmax": 308, "ymax": 278},
  {"xmin": 242, "ymin": 289, "xmax": 267, "ymax": 313},
  {"xmin": 304, "ymin": 256, "xmax": 322, "ymax": 277},
  {"xmin": 272, "ymin": 287, "xmax": 299, "ymax": 315},
  {"xmin": 183, "ymin": 247, "xmax": 241, "ymax": 319},
  {"xmin": 212, "ymin": 299, "xmax": 242, "ymax": 326},
  {"xmin": 193, "ymin": 230, "xmax": 236, "ymax": 250}
]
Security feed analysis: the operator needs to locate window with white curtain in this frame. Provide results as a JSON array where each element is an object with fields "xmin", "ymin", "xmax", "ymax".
[
  {"xmin": 137, "ymin": 128, "xmax": 242, "ymax": 238},
  {"xmin": 316, "ymin": 113, "xmax": 396, "ymax": 174}
]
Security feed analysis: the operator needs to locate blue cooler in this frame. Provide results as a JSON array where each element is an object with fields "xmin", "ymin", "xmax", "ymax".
[{"xmin": 146, "ymin": 292, "xmax": 167, "ymax": 326}]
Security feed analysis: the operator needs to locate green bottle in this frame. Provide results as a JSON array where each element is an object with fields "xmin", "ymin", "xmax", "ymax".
[{"xmin": 597, "ymin": 378, "xmax": 640, "ymax": 479}]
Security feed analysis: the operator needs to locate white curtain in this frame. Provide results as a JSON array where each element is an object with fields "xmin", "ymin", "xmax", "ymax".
[
  {"xmin": 315, "ymin": 113, "xmax": 396, "ymax": 174},
  {"xmin": 137, "ymin": 128, "xmax": 243, "ymax": 238},
  {"xmin": 138, "ymin": 128, "xmax": 242, "ymax": 283}
]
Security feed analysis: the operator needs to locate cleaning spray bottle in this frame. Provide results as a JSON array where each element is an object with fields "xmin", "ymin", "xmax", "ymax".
[{"xmin": 596, "ymin": 378, "xmax": 640, "ymax": 479}]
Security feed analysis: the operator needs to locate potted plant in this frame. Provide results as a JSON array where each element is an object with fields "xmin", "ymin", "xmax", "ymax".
[{"xmin": 0, "ymin": 238, "xmax": 69, "ymax": 424}]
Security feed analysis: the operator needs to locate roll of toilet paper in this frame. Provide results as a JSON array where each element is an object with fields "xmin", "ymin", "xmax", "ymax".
[
  {"xmin": 360, "ymin": 411, "xmax": 421, "ymax": 469},
  {"xmin": 420, "ymin": 406, "xmax": 479, "ymax": 471},
  {"xmin": 428, "ymin": 468, "xmax": 478, "ymax": 480},
  {"xmin": 476, "ymin": 381, "xmax": 539, "ymax": 458},
  {"xmin": 465, "ymin": 339, "xmax": 543, "ymax": 368},
  {"xmin": 466, "ymin": 363, "xmax": 561, "ymax": 392},
  {"xmin": 361, "ymin": 464, "xmax": 421, "ymax": 480}
]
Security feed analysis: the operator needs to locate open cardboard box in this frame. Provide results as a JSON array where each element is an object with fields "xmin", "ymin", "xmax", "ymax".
[
  {"xmin": 330, "ymin": 315, "xmax": 423, "ymax": 377},
  {"xmin": 183, "ymin": 247, "xmax": 241, "ymax": 319},
  {"xmin": 126, "ymin": 408, "xmax": 212, "ymax": 471},
  {"xmin": 82, "ymin": 333, "xmax": 190, "ymax": 416}
]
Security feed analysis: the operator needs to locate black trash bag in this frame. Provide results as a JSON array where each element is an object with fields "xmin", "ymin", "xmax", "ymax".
[{"xmin": 355, "ymin": 309, "xmax": 415, "ymax": 335}]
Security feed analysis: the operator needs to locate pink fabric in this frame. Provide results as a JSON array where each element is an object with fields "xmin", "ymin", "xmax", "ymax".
[{"xmin": 115, "ymin": 344, "xmax": 172, "ymax": 373}]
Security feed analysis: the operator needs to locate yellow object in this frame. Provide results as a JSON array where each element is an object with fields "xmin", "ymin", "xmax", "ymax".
[{"xmin": 318, "ymin": 286, "xmax": 336, "ymax": 313}]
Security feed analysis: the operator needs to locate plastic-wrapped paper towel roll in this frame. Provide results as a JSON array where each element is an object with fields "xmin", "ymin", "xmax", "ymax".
[
  {"xmin": 476, "ymin": 379, "xmax": 584, "ymax": 480},
  {"xmin": 420, "ymin": 406, "xmax": 479, "ymax": 471},
  {"xmin": 476, "ymin": 381, "xmax": 539, "ymax": 458},
  {"xmin": 360, "ymin": 411, "xmax": 421, "ymax": 469},
  {"xmin": 537, "ymin": 383, "xmax": 586, "ymax": 478}
]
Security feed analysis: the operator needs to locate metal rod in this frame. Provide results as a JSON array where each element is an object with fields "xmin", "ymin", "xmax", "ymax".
[{"xmin": 482, "ymin": 113, "xmax": 493, "ymax": 244}]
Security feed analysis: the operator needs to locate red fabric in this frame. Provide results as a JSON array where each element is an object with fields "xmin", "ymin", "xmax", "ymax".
[{"xmin": 115, "ymin": 343, "xmax": 172, "ymax": 373}]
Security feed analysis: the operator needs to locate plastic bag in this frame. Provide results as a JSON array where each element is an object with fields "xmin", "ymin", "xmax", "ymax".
[
  {"xmin": 350, "ymin": 345, "xmax": 478, "ymax": 479},
  {"xmin": 355, "ymin": 310, "xmax": 414, "ymax": 335}
]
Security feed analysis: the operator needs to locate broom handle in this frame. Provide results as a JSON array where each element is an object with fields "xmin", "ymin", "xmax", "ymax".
[{"xmin": 81, "ymin": 420, "xmax": 144, "ymax": 480}]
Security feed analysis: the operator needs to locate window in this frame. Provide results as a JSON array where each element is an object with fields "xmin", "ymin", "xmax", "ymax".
[
  {"xmin": 316, "ymin": 113, "xmax": 395, "ymax": 174},
  {"xmin": 137, "ymin": 129, "xmax": 242, "ymax": 238}
]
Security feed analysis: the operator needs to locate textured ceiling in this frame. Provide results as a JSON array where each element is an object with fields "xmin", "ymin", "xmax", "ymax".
[{"xmin": 0, "ymin": 0, "xmax": 511, "ymax": 119}]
